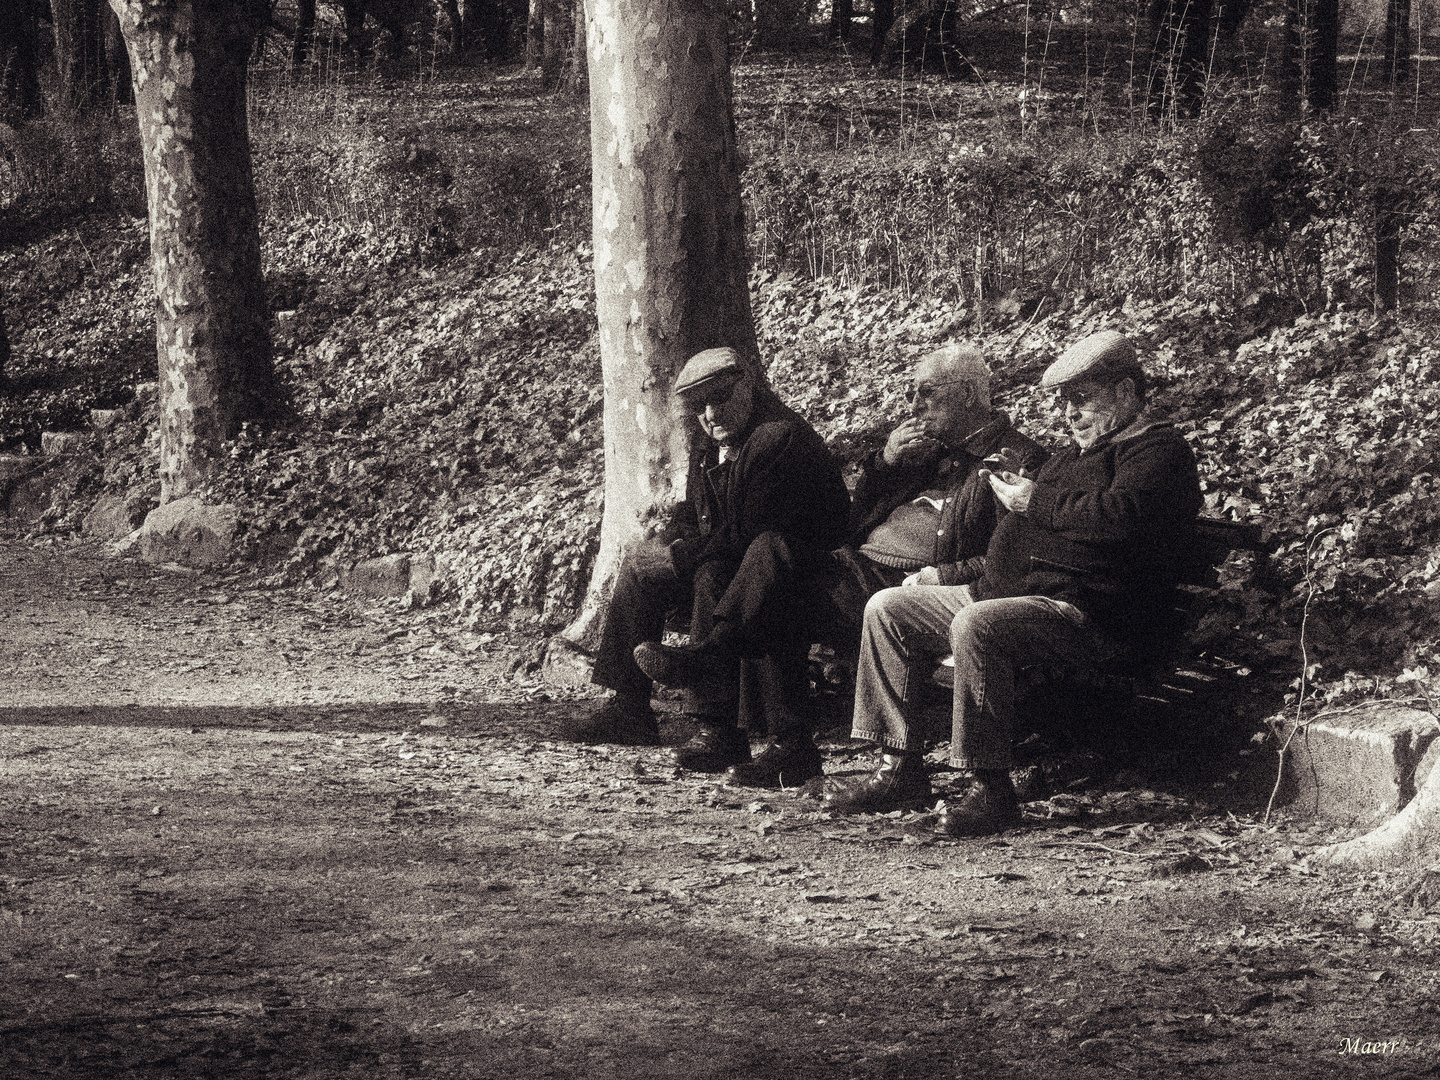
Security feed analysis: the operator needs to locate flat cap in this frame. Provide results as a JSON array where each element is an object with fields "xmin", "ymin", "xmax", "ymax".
[
  {"xmin": 674, "ymin": 347, "xmax": 744, "ymax": 395},
  {"xmin": 1041, "ymin": 331, "xmax": 1143, "ymax": 389}
]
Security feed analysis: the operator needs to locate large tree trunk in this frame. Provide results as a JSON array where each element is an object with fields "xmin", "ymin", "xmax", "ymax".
[
  {"xmin": 1149, "ymin": 0, "xmax": 1217, "ymax": 119},
  {"xmin": 109, "ymin": 0, "xmax": 281, "ymax": 502},
  {"xmin": 550, "ymin": 0, "xmax": 759, "ymax": 663},
  {"xmin": 525, "ymin": 0, "xmax": 542, "ymax": 69},
  {"xmin": 1, "ymin": 0, "xmax": 44, "ymax": 120},
  {"xmin": 1307, "ymin": 0, "xmax": 1339, "ymax": 112},
  {"xmin": 871, "ymin": 0, "xmax": 894, "ymax": 64},
  {"xmin": 830, "ymin": 0, "xmax": 852, "ymax": 41},
  {"xmin": 1384, "ymin": 0, "xmax": 1411, "ymax": 86},
  {"xmin": 1312, "ymin": 762, "xmax": 1440, "ymax": 869},
  {"xmin": 292, "ymin": 0, "xmax": 318, "ymax": 64},
  {"xmin": 567, "ymin": 0, "xmax": 586, "ymax": 91},
  {"xmin": 440, "ymin": 0, "xmax": 467, "ymax": 52},
  {"xmin": 52, "ymin": 0, "xmax": 111, "ymax": 109},
  {"xmin": 541, "ymin": 0, "xmax": 566, "ymax": 88},
  {"xmin": 103, "ymin": 4, "xmax": 133, "ymax": 105},
  {"xmin": 0, "ymin": 302, "xmax": 11, "ymax": 390}
]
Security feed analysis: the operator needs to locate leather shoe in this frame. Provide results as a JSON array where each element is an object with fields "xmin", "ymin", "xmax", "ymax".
[
  {"xmin": 724, "ymin": 740, "xmax": 823, "ymax": 789},
  {"xmin": 820, "ymin": 751, "xmax": 932, "ymax": 813},
  {"xmin": 673, "ymin": 724, "xmax": 751, "ymax": 772},
  {"xmin": 556, "ymin": 697, "xmax": 659, "ymax": 746},
  {"xmin": 633, "ymin": 640, "xmax": 732, "ymax": 693},
  {"xmin": 935, "ymin": 771, "xmax": 1022, "ymax": 837}
]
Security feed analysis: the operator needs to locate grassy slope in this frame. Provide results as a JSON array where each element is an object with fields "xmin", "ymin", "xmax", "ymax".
[{"xmin": 3, "ymin": 42, "xmax": 1440, "ymax": 714}]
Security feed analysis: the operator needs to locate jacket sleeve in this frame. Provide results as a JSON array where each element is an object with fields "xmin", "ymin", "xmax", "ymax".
[
  {"xmin": 1024, "ymin": 432, "xmax": 1200, "ymax": 543},
  {"xmin": 937, "ymin": 554, "xmax": 986, "ymax": 586},
  {"xmin": 681, "ymin": 422, "xmax": 844, "ymax": 569}
]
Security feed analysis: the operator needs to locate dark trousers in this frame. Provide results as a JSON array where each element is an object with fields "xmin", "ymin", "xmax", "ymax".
[{"xmin": 592, "ymin": 532, "xmax": 826, "ymax": 737}]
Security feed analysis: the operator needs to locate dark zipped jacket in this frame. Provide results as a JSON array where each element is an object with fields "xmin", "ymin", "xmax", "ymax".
[
  {"xmin": 848, "ymin": 413, "xmax": 1049, "ymax": 586},
  {"xmin": 972, "ymin": 418, "xmax": 1202, "ymax": 650},
  {"xmin": 670, "ymin": 389, "xmax": 850, "ymax": 577}
]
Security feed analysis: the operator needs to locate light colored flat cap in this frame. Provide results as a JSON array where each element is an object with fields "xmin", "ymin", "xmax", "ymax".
[
  {"xmin": 675, "ymin": 347, "xmax": 744, "ymax": 395},
  {"xmin": 1041, "ymin": 330, "xmax": 1142, "ymax": 388}
]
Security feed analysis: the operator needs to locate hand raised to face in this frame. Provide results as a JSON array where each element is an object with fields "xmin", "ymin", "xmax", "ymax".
[{"xmin": 883, "ymin": 417, "xmax": 940, "ymax": 467}]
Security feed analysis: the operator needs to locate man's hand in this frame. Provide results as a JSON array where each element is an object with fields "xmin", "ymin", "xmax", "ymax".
[
  {"xmin": 902, "ymin": 566, "xmax": 941, "ymax": 587},
  {"xmin": 883, "ymin": 418, "xmax": 939, "ymax": 467},
  {"xmin": 981, "ymin": 470, "xmax": 1034, "ymax": 513}
]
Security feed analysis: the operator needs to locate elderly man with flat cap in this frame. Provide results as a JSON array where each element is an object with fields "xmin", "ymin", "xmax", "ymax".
[
  {"xmin": 562, "ymin": 346, "xmax": 850, "ymax": 777},
  {"xmin": 824, "ymin": 330, "xmax": 1202, "ymax": 836}
]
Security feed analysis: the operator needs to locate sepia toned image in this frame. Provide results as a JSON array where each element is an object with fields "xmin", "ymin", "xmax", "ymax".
[{"xmin": 2, "ymin": 0, "xmax": 1439, "ymax": 1075}]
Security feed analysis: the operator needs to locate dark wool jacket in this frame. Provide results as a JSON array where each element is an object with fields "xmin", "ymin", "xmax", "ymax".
[
  {"xmin": 972, "ymin": 418, "xmax": 1202, "ymax": 650},
  {"xmin": 848, "ymin": 413, "xmax": 1049, "ymax": 586},
  {"xmin": 670, "ymin": 389, "xmax": 850, "ymax": 577}
]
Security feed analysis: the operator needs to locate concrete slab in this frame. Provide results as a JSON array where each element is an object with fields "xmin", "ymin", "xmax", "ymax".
[{"xmin": 1281, "ymin": 703, "xmax": 1440, "ymax": 825}]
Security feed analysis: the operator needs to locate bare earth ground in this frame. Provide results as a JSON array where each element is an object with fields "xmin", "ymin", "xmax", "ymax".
[{"xmin": 2, "ymin": 539, "xmax": 1439, "ymax": 1079}]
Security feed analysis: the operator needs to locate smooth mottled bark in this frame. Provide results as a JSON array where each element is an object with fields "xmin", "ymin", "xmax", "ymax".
[
  {"xmin": 109, "ymin": 0, "xmax": 281, "ymax": 501},
  {"xmin": 557, "ymin": 0, "xmax": 759, "ymax": 652}
]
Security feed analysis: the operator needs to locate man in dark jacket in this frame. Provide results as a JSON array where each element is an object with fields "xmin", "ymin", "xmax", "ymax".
[
  {"xmin": 719, "ymin": 344, "xmax": 1048, "ymax": 789},
  {"xmin": 563, "ymin": 347, "xmax": 851, "ymax": 775},
  {"xmin": 824, "ymin": 331, "xmax": 1202, "ymax": 835}
]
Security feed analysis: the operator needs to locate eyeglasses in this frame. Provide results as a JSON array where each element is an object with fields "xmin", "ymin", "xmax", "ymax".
[
  {"xmin": 907, "ymin": 380, "xmax": 971, "ymax": 405},
  {"xmin": 684, "ymin": 376, "xmax": 744, "ymax": 412},
  {"xmin": 1055, "ymin": 382, "xmax": 1112, "ymax": 409}
]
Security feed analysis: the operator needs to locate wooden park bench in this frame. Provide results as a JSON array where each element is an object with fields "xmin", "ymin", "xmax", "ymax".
[{"xmin": 918, "ymin": 515, "xmax": 1274, "ymax": 753}]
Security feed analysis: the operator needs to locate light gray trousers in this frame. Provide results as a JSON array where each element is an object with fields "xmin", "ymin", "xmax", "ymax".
[{"xmin": 851, "ymin": 585, "xmax": 1119, "ymax": 769}]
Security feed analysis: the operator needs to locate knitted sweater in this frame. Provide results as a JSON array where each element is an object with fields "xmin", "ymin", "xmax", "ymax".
[{"xmin": 848, "ymin": 413, "xmax": 1049, "ymax": 586}]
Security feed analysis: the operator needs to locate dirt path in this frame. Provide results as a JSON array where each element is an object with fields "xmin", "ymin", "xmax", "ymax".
[{"xmin": 2, "ymin": 539, "xmax": 1438, "ymax": 1078}]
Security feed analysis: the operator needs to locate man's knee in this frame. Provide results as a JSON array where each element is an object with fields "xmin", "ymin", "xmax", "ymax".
[
  {"xmin": 949, "ymin": 601, "xmax": 1002, "ymax": 654},
  {"xmin": 744, "ymin": 530, "xmax": 794, "ymax": 564},
  {"xmin": 618, "ymin": 538, "xmax": 682, "ymax": 596},
  {"xmin": 691, "ymin": 557, "xmax": 735, "ymax": 599}
]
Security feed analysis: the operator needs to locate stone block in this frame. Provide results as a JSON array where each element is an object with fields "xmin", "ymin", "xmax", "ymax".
[
  {"xmin": 347, "ymin": 554, "xmax": 412, "ymax": 598},
  {"xmin": 41, "ymin": 431, "xmax": 93, "ymax": 455},
  {"xmin": 1281, "ymin": 703, "xmax": 1440, "ymax": 825},
  {"xmin": 407, "ymin": 553, "xmax": 438, "ymax": 602},
  {"xmin": 83, "ymin": 495, "xmax": 141, "ymax": 539},
  {"xmin": 0, "ymin": 454, "xmax": 37, "ymax": 483},
  {"xmin": 138, "ymin": 498, "xmax": 239, "ymax": 568}
]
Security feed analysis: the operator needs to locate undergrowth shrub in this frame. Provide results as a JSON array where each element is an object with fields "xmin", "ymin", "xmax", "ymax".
[
  {"xmin": 742, "ymin": 118, "xmax": 1440, "ymax": 311},
  {"xmin": 0, "ymin": 107, "xmax": 145, "ymax": 227}
]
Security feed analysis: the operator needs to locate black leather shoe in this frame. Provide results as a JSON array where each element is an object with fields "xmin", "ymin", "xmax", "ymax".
[
  {"xmin": 724, "ymin": 740, "xmax": 823, "ymax": 789},
  {"xmin": 673, "ymin": 724, "xmax": 751, "ymax": 772},
  {"xmin": 820, "ymin": 751, "xmax": 932, "ymax": 813},
  {"xmin": 633, "ymin": 641, "xmax": 730, "ymax": 693},
  {"xmin": 935, "ymin": 772, "xmax": 1022, "ymax": 837},
  {"xmin": 556, "ymin": 697, "xmax": 660, "ymax": 746}
]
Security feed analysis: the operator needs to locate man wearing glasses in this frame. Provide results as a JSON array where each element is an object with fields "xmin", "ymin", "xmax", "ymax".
[
  {"xmin": 824, "ymin": 331, "xmax": 1202, "ymax": 835},
  {"xmin": 562, "ymin": 347, "xmax": 851, "ymax": 775}
]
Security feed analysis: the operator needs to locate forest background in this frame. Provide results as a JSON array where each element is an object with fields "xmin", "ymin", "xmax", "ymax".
[{"xmin": 2, "ymin": 0, "xmax": 1440, "ymax": 724}]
